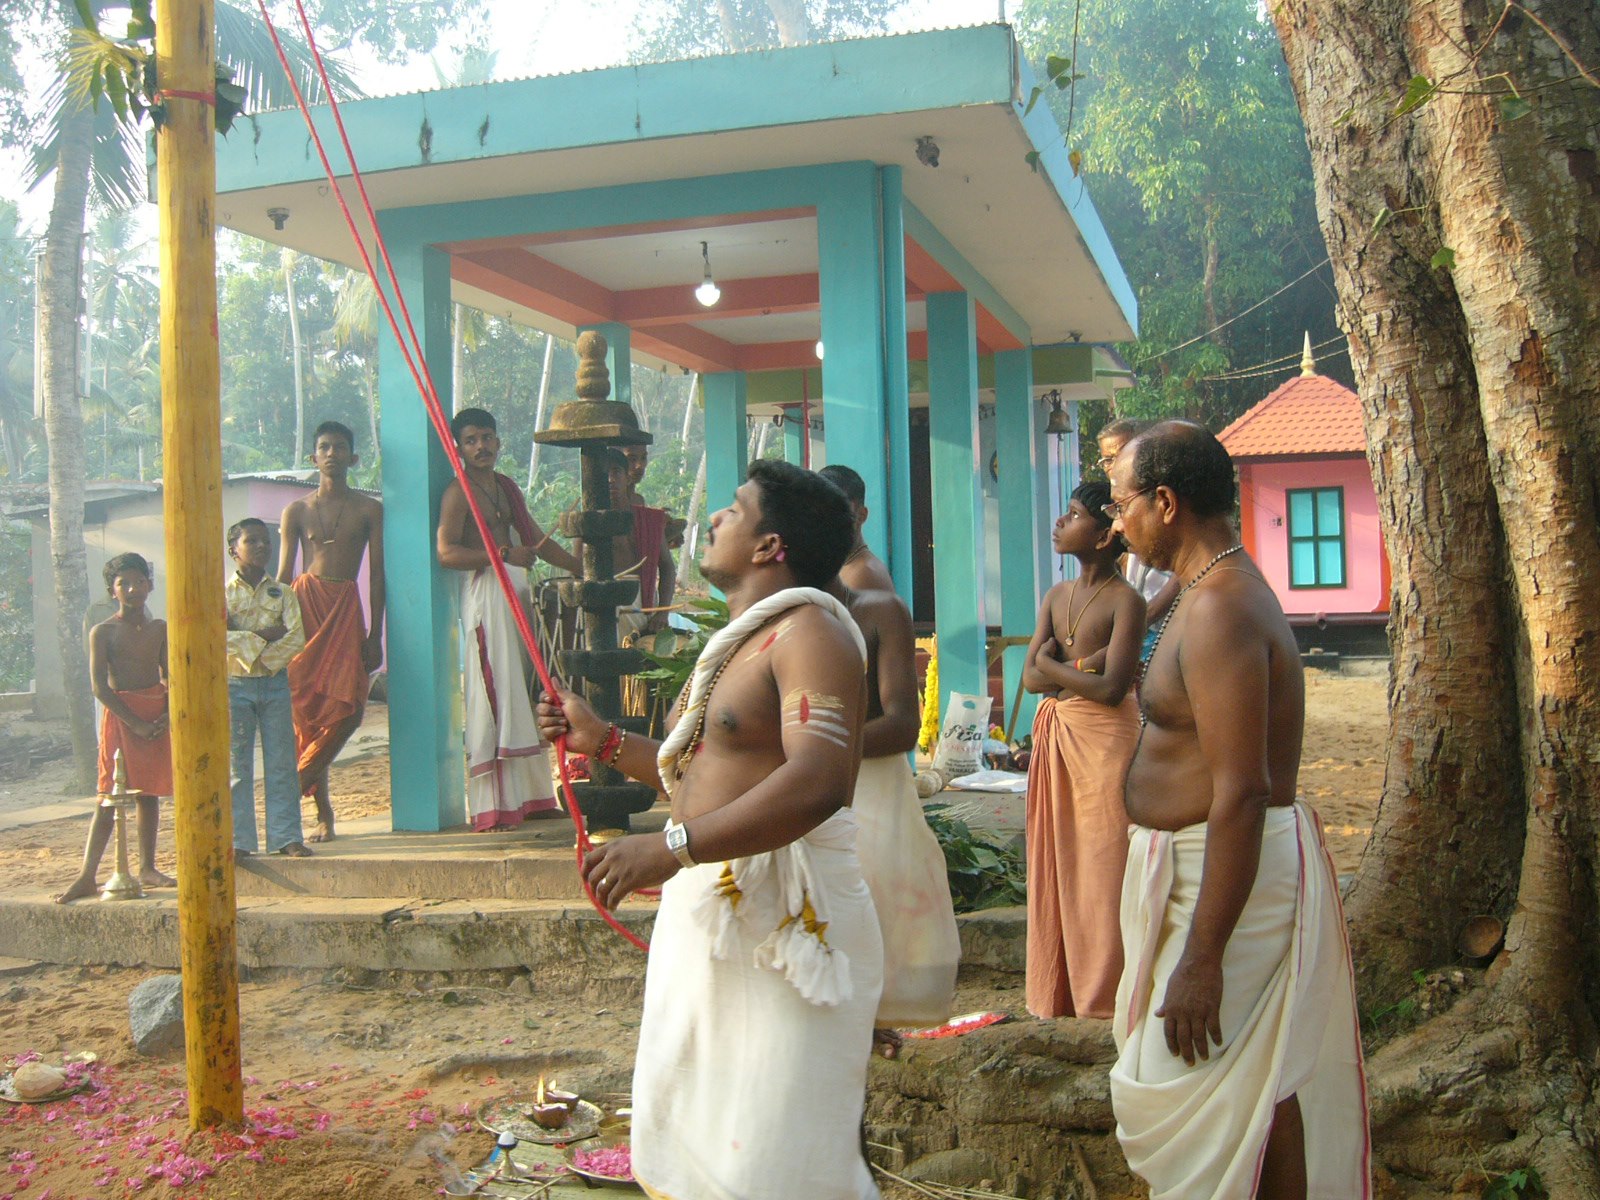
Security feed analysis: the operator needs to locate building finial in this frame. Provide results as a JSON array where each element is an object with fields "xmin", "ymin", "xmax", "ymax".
[{"xmin": 1300, "ymin": 331, "xmax": 1316, "ymax": 376}]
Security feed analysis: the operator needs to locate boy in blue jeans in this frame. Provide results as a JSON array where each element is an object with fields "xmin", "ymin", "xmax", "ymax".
[{"xmin": 226, "ymin": 518, "xmax": 311, "ymax": 857}]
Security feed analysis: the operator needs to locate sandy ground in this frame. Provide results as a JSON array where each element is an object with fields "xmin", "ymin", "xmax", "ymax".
[{"xmin": 0, "ymin": 673, "xmax": 1387, "ymax": 1198}]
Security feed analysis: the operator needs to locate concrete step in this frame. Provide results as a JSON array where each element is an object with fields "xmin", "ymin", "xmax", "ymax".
[
  {"xmin": 231, "ymin": 809, "xmax": 669, "ymax": 902},
  {"xmin": 0, "ymin": 894, "xmax": 1024, "ymax": 987}
]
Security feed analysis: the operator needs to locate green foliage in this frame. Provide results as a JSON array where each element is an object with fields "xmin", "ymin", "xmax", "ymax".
[
  {"xmin": 1360, "ymin": 969, "xmax": 1428, "ymax": 1036},
  {"xmin": 637, "ymin": 596, "xmax": 730, "ymax": 701},
  {"xmin": 1016, "ymin": 0, "xmax": 1346, "ymax": 432},
  {"xmin": 631, "ymin": 0, "xmax": 894, "ymax": 62},
  {"xmin": 0, "ymin": 523, "xmax": 34, "ymax": 691},
  {"xmin": 923, "ymin": 803, "xmax": 1028, "ymax": 914},
  {"xmin": 1483, "ymin": 1167, "xmax": 1544, "ymax": 1199}
]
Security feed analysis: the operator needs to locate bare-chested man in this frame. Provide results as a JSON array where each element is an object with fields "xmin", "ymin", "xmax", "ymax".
[
  {"xmin": 821, "ymin": 465, "xmax": 959, "ymax": 1051},
  {"xmin": 622, "ymin": 443, "xmax": 676, "ymax": 634},
  {"xmin": 537, "ymin": 460, "xmax": 882, "ymax": 1200},
  {"xmin": 439, "ymin": 407, "xmax": 579, "ymax": 831},
  {"xmin": 58, "ymin": 553, "xmax": 176, "ymax": 902},
  {"xmin": 1106, "ymin": 422, "xmax": 1368, "ymax": 1200},
  {"xmin": 819, "ymin": 464, "xmax": 898, "ymax": 594},
  {"xmin": 278, "ymin": 421, "xmax": 383, "ymax": 842}
]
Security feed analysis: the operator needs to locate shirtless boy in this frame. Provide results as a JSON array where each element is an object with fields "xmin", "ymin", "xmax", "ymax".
[
  {"xmin": 438, "ymin": 407, "xmax": 579, "ymax": 830},
  {"xmin": 57, "ymin": 553, "xmax": 177, "ymax": 903},
  {"xmin": 279, "ymin": 421, "xmax": 384, "ymax": 842},
  {"xmin": 1020, "ymin": 480, "xmax": 1145, "ymax": 1019}
]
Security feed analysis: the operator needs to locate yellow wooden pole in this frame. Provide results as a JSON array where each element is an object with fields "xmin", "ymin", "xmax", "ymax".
[{"xmin": 156, "ymin": 0, "xmax": 244, "ymax": 1129}]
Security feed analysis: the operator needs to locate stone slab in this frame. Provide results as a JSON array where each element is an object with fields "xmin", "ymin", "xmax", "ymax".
[{"xmin": 0, "ymin": 894, "xmax": 1028, "ymax": 986}]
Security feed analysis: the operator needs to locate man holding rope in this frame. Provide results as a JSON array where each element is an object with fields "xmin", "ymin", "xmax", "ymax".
[{"xmin": 537, "ymin": 461, "xmax": 883, "ymax": 1200}]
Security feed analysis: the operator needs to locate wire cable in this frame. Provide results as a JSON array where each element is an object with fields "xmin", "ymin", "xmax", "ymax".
[
  {"xmin": 257, "ymin": 0, "xmax": 647, "ymax": 952},
  {"xmin": 1137, "ymin": 259, "xmax": 1332, "ymax": 366}
]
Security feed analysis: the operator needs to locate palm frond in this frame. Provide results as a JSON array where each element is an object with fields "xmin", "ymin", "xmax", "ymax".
[{"xmin": 214, "ymin": 1, "xmax": 359, "ymax": 110}]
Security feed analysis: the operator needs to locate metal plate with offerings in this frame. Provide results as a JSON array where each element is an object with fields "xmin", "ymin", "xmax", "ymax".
[{"xmin": 478, "ymin": 1093, "xmax": 603, "ymax": 1146}]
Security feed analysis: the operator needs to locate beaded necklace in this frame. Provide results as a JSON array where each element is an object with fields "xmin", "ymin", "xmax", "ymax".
[
  {"xmin": 672, "ymin": 622, "xmax": 771, "ymax": 780},
  {"xmin": 1137, "ymin": 544, "xmax": 1245, "ymax": 728}
]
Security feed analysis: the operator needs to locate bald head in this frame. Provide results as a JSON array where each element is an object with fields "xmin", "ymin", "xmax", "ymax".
[{"xmin": 1126, "ymin": 420, "xmax": 1236, "ymax": 517}]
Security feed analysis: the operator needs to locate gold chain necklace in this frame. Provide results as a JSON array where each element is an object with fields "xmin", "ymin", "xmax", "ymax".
[
  {"xmin": 1063, "ymin": 574, "xmax": 1117, "ymax": 648},
  {"xmin": 312, "ymin": 495, "xmax": 349, "ymax": 546}
]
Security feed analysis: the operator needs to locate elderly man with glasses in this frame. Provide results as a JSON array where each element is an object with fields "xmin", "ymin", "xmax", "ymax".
[{"xmin": 1103, "ymin": 421, "xmax": 1370, "ymax": 1200}]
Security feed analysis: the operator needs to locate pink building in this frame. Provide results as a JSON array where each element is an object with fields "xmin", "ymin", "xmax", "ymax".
[{"xmin": 1218, "ymin": 344, "xmax": 1390, "ymax": 639}]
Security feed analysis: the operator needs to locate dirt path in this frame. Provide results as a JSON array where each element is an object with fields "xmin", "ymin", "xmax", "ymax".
[{"xmin": 0, "ymin": 674, "xmax": 1390, "ymax": 1197}]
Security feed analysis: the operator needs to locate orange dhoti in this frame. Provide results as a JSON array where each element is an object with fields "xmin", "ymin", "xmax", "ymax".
[
  {"xmin": 1026, "ymin": 693, "xmax": 1140, "ymax": 1019},
  {"xmin": 288, "ymin": 575, "xmax": 370, "ymax": 787},
  {"xmin": 99, "ymin": 685, "xmax": 173, "ymax": 797}
]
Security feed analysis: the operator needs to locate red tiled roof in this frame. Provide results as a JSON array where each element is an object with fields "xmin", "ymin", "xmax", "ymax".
[{"xmin": 1217, "ymin": 372, "xmax": 1365, "ymax": 458}]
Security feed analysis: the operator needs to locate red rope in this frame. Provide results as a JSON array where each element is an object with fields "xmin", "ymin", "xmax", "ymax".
[{"xmin": 255, "ymin": 0, "xmax": 647, "ymax": 952}]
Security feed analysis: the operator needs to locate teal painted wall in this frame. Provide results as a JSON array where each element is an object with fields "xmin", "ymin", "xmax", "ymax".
[
  {"xmin": 783, "ymin": 415, "xmax": 804, "ymax": 464},
  {"xmin": 704, "ymin": 373, "xmax": 748, "ymax": 524},
  {"xmin": 373, "ymin": 237, "xmax": 464, "ymax": 831},
  {"xmin": 215, "ymin": 27, "xmax": 1021, "ymax": 193},
  {"xmin": 817, "ymin": 163, "xmax": 889, "ymax": 570},
  {"xmin": 995, "ymin": 348, "xmax": 1040, "ymax": 737},
  {"xmin": 879, "ymin": 166, "xmax": 914, "ymax": 603},
  {"xmin": 926, "ymin": 292, "xmax": 986, "ymax": 703}
]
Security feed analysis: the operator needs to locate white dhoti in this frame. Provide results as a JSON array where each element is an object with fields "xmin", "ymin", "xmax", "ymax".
[
  {"xmin": 633, "ymin": 586, "xmax": 880, "ymax": 1200},
  {"xmin": 1111, "ymin": 802, "xmax": 1370, "ymax": 1200},
  {"xmin": 631, "ymin": 810, "xmax": 884, "ymax": 1200},
  {"xmin": 460, "ymin": 569, "xmax": 558, "ymax": 830},
  {"xmin": 853, "ymin": 754, "xmax": 960, "ymax": 1027}
]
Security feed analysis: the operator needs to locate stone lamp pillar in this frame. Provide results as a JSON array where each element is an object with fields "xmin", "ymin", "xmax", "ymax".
[{"xmin": 533, "ymin": 331, "xmax": 658, "ymax": 833}]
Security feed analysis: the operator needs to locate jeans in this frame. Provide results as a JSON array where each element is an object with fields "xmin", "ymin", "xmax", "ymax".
[{"xmin": 229, "ymin": 673, "xmax": 302, "ymax": 852}]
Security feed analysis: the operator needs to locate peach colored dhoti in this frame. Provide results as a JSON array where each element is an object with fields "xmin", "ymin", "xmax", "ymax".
[{"xmin": 1025, "ymin": 693, "xmax": 1139, "ymax": 1019}]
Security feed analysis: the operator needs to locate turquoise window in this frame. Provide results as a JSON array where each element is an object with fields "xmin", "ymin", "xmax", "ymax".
[{"xmin": 1287, "ymin": 486, "xmax": 1346, "ymax": 588}]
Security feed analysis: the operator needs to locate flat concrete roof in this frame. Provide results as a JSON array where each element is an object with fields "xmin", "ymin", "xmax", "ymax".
[{"xmin": 213, "ymin": 25, "xmax": 1135, "ymax": 368}]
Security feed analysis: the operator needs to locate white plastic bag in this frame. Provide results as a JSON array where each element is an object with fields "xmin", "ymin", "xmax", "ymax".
[{"xmin": 931, "ymin": 692, "xmax": 992, "ymax": 780}]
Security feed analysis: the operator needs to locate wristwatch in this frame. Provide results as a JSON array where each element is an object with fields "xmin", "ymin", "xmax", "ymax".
[{"xmin": 665, "ymin": 823, "xmax": 697, "ymax": 870}]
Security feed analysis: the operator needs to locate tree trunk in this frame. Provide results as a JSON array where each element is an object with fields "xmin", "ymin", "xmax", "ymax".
[
  {"xmin": 1274, "ymin": 0, "xmax": 1600, "ymax": 1192},
  {"xmin": 1200, "ymin": 205, "xmax": 1222, "ymax": 349},
  {"xmin": 526, "ymin": 332, "xmax": 555, "ymax": 488},
  {"xmin": 765, "ymin": 0, "xmax": 812, "ymax": 46},
  {"xmin": 40, "ymin": 107, "xmax": 97, "ymax": 792},
  {"xmin": 283, "ymin": 249, "xmax": 305, "ymax": 467}
]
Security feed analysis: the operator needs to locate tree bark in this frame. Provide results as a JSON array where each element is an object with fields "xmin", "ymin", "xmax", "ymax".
[
  {"xmin": 765, "ymin": 0, "xmax": 812, "ymax": 46},
  {"xmin": 1274, "ymin": 0, "xmax": 1526, "ymax": 1004},
  {"xmin": 41, "ymin": 106, "xmax": 97, "ymax": 791},
  {"xmin": 1275, "ymin": 0, "xmax": 1600, "ymax": 1191},
  {"xmin": 283, "ymin": 249, "xmax": 305, "ymax": 467}
]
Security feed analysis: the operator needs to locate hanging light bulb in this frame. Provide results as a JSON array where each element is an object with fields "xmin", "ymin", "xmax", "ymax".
[
  {"xmin": 695, "ymin": 241, "xmax": 721, "ymax": 307},
  {"xmin": 814, "ymin": 340, "xmax": 825, "ymax": 360}
]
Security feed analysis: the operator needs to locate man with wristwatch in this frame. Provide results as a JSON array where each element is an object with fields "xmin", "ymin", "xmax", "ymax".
[{"xmin": 537, "ymin": 461, "xmax": 883, "ymax": 1200}]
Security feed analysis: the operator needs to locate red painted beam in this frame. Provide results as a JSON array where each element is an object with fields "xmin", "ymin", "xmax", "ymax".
[
  {"xmin": 616, "ymin": 273, "xmax": 820, "ymax": 327},
  {"xmin": 906, "ymin": 235, "xmax": 1025, "ymax": 353},
  {"xmin": 735, "ymin": 341, "xmax": 824, "ymax": 372},
  {"xmin": 450, "ymin": 253, "xmax": 739, "ymax": 373},
  {"xmin": 436, "ymin": 208, "xmax": 816, "ymax": 255}
]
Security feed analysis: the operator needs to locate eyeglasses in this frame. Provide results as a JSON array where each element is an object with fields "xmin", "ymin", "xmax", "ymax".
[
  {"xmin": 1095, "ymin": 454, "xmax": 1116, "ymax": 470},
  {"xmin": 1102, "ymin": 488, "xmax": 1153, "ymax": 521}
]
